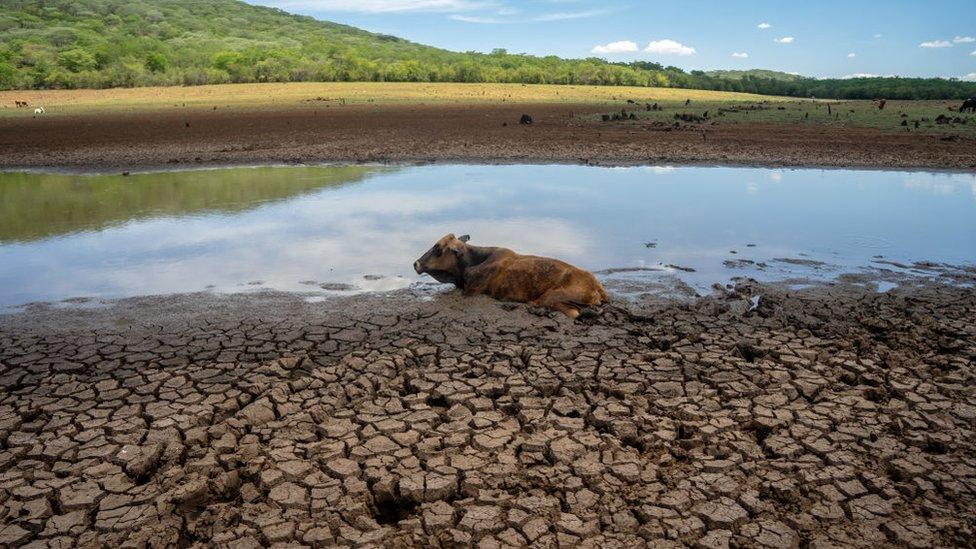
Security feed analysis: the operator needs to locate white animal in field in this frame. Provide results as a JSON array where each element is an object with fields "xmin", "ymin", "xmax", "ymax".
[{"xmin": 34, "ymin": 107, "xmax": 45, "ymax": 115}]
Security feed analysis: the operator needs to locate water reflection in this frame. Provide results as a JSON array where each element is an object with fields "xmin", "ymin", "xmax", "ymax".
[
  {"xmin": 0, "ymin": 166, "xmax": 384, "ymax": 243},
  {"xmin": 1, "ymin": 165, "xmax": 974, "ymax": 307}
]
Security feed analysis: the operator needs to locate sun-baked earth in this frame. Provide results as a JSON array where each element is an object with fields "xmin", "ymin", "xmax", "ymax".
[
  {"xmin": 2, "ymin": 102, "xmax": 975, "ymax": 171},
  {"xmin": 1, "ymin": 277, "xmax": 974, "ymax": 548}
]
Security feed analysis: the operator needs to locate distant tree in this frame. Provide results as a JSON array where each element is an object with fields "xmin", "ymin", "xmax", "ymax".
[
  {"xmin": 58, "ymin": 48, "xmax": 97, "ymax": 72},
  {"xmin": 145, "ymin": 52, "xmax": 167, "ymax": 73},
  {"xmin": 0, "ymin": 61, "xmax": 16, "ymax": 89}
]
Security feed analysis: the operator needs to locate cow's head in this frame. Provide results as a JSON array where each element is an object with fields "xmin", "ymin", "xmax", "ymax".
[{"xmin": 414, "ymin": 233, "xmax": 470, "ymax": 286}]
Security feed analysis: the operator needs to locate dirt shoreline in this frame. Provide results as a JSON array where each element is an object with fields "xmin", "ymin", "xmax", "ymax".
[
  {"xmin": 3, "ymin": 103, "xmax": 976, "ymax": 171},
  {"xmin": 1, "ymin": 279, "xmax": 974, "ymax": 547}
]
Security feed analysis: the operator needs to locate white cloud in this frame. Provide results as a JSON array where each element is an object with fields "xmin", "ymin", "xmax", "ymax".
[
  {"xmin": 847, "ymin": 52, "xmax": 856, "ymax": 58},
  {"xmin": 592, "ymin": 40, "xmax": 639, "ymax": 54},
  {"xmin": 775, "ymin": 36, "xmax": 795, "ymax": 44},
  {"xmin": 757, "ymin": 22, "xmax": 771, "ymax": 29},
  {"xmin": 953, "ymin": 36, "xmax": 975, "ymax": 43},
  {"xmin": 451, "ymin": 8, "xmax": 606, "ymax": 23},
  {"xmin": 535, "ymin": 9, "xmax": 605, "ymax": 21},
  {"xmin": 919, "ymin": 40, "xmax": 952, "ymax": 48},
  {"xmin": 644, "ymin": 39, "xmax": 696, "ymax": 56},
  {"xmin": 972, "ymin": 49, "xmax": 976, "ymax": 56},
  {"xmin": 873, "ymin": 33, "xmax": 883, "ymax": 39},
  {"xmin": 269, "ymin": 0, "xmax": 485, "ymax": 12},
  {"xmin": 449, "ymin": 14, "xmax": 501, "ymax": 22},
  {"xmin": 842, "ymin": 73, "xmax": 882, "ymax": 79},
  {"xmin": 731, "ymin": 52, "xmax": 749, "ymax": 58},
  {"xmin": 961, "ymin": 73, "xmax": 976, "ymax": 82}
]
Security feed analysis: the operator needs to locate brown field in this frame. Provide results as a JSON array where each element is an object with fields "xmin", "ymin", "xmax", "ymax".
[{"xmin": 1, "ymin": 82, "xmax": 974, "ymax": 170}]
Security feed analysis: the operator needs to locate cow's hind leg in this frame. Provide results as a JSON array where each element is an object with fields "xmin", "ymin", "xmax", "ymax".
[{"xmin": 534, "ymin": 289, "xmax": 584, "ymax": 319}]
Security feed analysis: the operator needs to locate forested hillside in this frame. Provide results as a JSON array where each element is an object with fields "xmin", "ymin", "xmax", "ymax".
[
  {"xmin": 2, "ymin": 0, "xmax": 974, "ymax": 99},
  {"xmin": 704, "ymin": 69, "xmax": 805, "ymax": 82}
]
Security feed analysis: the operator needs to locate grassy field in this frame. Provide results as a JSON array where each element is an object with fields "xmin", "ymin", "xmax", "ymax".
[
  {"xmin": 1, "ymin": 82, "xmax": 973, "ymax": 137},
  {"xmin": 0, "ymin": 82, "xmax": 778, "ymax": 116},
  {"xmin": 586, "ymin": 97, "xmax": 976, "ymax": 137}
]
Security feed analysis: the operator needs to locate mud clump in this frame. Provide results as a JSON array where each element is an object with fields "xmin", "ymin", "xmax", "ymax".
[{"xmin": 0, "ymin": 280, "xmax": 974, "ymax": 547}]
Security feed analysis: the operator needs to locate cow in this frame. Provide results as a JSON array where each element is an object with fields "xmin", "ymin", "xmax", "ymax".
[
  {"xmin": 961, "ymin": 98, "xmax": 976, "ymax": 113},
  {"xmin": 519, "ymin": 114, "xmax": 533, "ymax": 125},
  {"xmin": 413, "ymin": 233, "xmax": 607, "ymax": 319}
]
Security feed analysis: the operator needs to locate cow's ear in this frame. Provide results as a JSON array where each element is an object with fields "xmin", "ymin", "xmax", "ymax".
[{"xmin": 458, "ymin": 234, "xmax": 470, "ymax": 243}]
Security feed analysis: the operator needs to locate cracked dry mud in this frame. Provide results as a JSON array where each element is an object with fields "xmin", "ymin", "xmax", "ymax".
[{"xmin": 0, "ymin": 280, "xmax": 974, "ymax": 548}]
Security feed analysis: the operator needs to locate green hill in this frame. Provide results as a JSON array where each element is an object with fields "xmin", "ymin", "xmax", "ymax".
[
  {"xmin": 0, "ymin": 0, "xmax": 682, "ymax": 89},
  {"xmin": 704, "ymin": 69, "xmax": 806, "ymax": 82},
  {"xmin": 1, "ymin": 0, "xmax": 975, "ymax": 100}
]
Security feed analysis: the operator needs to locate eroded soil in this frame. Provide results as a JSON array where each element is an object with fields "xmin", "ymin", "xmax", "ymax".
[
  {"xmin": 0, "ymin": 279, "xmax": 974, "ymax": 548},
  {"xmin": 2, "ymin": 103, "xmax": 975, "ymax": 171}
]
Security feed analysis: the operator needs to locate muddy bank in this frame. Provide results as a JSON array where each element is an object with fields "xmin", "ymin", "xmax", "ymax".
[
  {"xmin": 0, "ymin": 280, "xmax": 974, "ymax": 547},
  {"xmin": 2, "ymin": 103, "xmax": 976, "ymax": 171}
]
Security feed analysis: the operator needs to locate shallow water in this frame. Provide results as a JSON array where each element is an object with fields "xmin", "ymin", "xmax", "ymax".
[{"xmin": 1, "ymin": 164, "xmax": 974, "ymax": 307}]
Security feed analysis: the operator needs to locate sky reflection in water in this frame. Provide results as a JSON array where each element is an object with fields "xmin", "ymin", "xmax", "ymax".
[{"xmin": 1, "ymin": 164, "xmax": 974, "ymax": 307}]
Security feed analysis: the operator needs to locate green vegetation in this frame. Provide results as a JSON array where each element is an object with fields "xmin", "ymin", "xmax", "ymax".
[
  {"xmin": 703, "ymin": 69, "xmax": 806, "ymax": 82},
  {"xmin": 586, "ymin": 98, "xmax": 976, "ymax": 138},
  {"xmin": 0, "ymin": 166, "xmax": 385, "ymax": 242},
  {"xmin": 2, "ymin": 0, "xmax": 976, "ymax": 100},
  {"xmin": 694, "ymin": 75, "xmax": 976, "ymax": 101}
]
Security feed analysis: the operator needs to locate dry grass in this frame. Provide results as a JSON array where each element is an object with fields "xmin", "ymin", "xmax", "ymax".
[
  {"xmin": 0, "ymin": 82, "xmax": 780, "ymax": 117},
  {"xmin": 3, "ymin": 82, "xmax": 969, "ymax": 137}
]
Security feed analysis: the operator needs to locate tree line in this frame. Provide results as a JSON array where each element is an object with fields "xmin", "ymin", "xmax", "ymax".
[{"xmin": 2, "ymin": 0, "xmax": 974, "ymax": 100}]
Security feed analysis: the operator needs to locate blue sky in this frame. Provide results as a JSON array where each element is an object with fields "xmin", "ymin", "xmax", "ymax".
[{"xmin": 247, "ymin": 1, "xmax": 976, "ymax": 80}]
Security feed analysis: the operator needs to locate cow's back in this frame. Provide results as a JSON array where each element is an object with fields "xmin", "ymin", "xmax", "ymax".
[{"xmin": 469, "ymin": 253, "xmax": 605, "ymax": 306}]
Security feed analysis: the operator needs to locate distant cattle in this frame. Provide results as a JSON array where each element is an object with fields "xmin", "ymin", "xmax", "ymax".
[
  {"xmin": 33, "ymin": 107, "xmax": 45, "ymax": 115},
  {"xmin": 877, "ymin": 98, "xmax": 886, "ymax": 110},
  {"xmin": 14, "ymin": 100, "xmax": 29, "ymax": 108},
  {"xmin": 961, "ymin": 98, "xmax": 976, "ymax": 113},
  {"xmin": 519, "ymin": 114, "xmax": 533, "ymax": 125},
  {"xmin": 414, "ymin": 233, "xmax": 607, "ymax": 319}
]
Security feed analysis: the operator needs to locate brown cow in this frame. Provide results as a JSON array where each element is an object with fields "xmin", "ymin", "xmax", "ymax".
[{"xmin": 413, "ymin": 233, "xmax": 607, "ymax": 319}]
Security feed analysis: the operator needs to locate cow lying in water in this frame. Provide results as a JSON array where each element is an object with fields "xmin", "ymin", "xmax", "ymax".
[{"xmin": 413, "ymin": 233, "xmax": 607, "ymax": 319}]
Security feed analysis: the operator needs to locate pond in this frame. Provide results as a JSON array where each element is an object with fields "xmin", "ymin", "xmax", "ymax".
[{"xmin": 1, "ymin": 164, "xmax": 974, "ymax": 308}]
